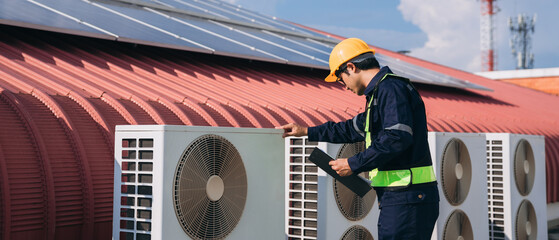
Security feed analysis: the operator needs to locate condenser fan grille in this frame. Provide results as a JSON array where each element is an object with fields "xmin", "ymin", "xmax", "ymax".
[
  {"xmin": 341, "ymin": 225, "xmax": 374, "ymax": 240},
  {"xmin": 443, "ymin": 210, "xmax": 474, "ymax": 240},
  {"xmin": 173, "ymin": 134, "xmax": 247, "ymax": 240},
  {"xmin": 515, "ymin": 200, "xmax": 538, "ymax": 240},
  {"xmin": 514, "ymin": 139, "xmax": 535, "ymax": 196},
  {"xmin": 441, "ymin": 138, "xmax": 472, "ymax": 206},
  {"xmin": 333, "ymin": 142, "xmax": 375, "ymax": 221}
]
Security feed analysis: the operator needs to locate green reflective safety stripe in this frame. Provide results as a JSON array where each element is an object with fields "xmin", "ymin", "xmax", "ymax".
[
  {"xmin": 370, "ymin": 168, "xmax": 411, "ymax": 187},
  {"xmin": 368, "ymin": 166, "xmax": 436, "ymax": 187},
  {"xmin": 364, "ymin": 96, "xmax": 374, "ymax": 148},
  {"xmin": 411, "ymin": 165, "xmax": 437, "ymax": 184}
]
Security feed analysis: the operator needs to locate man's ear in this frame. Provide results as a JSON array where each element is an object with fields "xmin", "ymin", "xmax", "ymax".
[{"xmin": 346, "ymin": 62, "xmax": 357, "ymax": 74}]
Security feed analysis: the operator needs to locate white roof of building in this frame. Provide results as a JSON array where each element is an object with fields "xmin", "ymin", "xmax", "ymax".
[{"xmin": 476, "ymin": 67, "xmax": 559, "ymax": 79}]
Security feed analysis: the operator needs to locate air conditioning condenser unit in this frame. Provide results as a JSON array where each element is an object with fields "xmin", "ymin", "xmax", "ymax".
[
  {"xmin": 113, "ymin": 125, "xmax": 285, "ymax": 240},
  {"xmin": 286, "ymin": 137, "xmax": 378, "ymax": 240},
  {"xmin": 428, "ymin": 132, "xmax": 489, "ymax": 240},
  {"xmin": 486, "ymin": 133, "xmax": 546, "ymax": 240}
]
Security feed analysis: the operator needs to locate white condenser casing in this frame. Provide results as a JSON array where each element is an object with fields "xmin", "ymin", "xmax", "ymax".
[
  {"xmin": 285, "ymin": 137, "xmax": 378, "ymax": 240},
  {"xmin": 113, "ymin": 125, "xmax": 285, "ymax": 240},
  {"xmin": 428, "ymin": 132, "xmax": 489, "ymax": 240},
  {"xmin": 486, "ymin": 133, "xmax": 546, "ymax": 240}
]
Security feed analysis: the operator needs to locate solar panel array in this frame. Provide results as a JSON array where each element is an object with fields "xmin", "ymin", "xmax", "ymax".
[{"xmin": 0, "ymin": 0, "xmax": 491, "ymax": 91}]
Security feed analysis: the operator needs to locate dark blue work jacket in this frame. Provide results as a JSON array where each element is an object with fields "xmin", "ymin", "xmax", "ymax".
[{"xmin": 308, "ymin": 66, "xmax": 433, "ymax": 177}]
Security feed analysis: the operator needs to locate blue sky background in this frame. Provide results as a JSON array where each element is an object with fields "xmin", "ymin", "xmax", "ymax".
[{"xmin": 225, "ymin": 0, "xmax": 559, "ymax": 73}]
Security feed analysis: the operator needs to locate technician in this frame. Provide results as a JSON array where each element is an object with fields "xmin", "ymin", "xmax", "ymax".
[{"xmin": 278, "ymin": 38, "xmax": 439, "ymax": 240}]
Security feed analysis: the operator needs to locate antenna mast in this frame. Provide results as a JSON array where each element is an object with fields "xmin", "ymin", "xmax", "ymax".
[{"xmin": 509, "ymin": 14, "xmax": 536, "ymax": 69}]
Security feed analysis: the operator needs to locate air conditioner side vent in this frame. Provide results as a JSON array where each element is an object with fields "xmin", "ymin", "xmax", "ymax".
[
  {"xmin": 487, "ymin": 139, "xmax": 505, "ymax": 240},
  {"xmin": 287, "ymin": 137, "xmax": 319, "ymax": 240},
  {"xmin": 119, "ymin": 138, "xmax": 154, "ymax": 240}
]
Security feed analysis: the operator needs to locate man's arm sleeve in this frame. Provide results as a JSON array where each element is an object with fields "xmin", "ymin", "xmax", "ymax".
[
  {"xmin": 347, "ymin": 81, "xmax": 414, "ymax": 173},
  {"xmin": 308, "ymin": 112, "xmax": 366, "ymax": 143}
]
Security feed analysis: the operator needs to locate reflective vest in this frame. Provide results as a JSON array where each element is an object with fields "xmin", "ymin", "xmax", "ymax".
[{"xmin": 365, "ymin": 73, "xmax": 436, "ymax": 187}]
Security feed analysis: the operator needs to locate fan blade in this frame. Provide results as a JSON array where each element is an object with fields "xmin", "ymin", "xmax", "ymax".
[
  {"xmin": 459, "ymin": 143, "xmax": 472, "ymax": 202},
  {"xmin": 444, "ymin": 211, "xmax": 461, "ymax": 239},
  {"xmin": 444, "ymin": 211, "xmax": 473, "ymax": 240},
  {"xmin": 516, "ymin": 200, "xmax": 538, "ymax": 240},
  {"xmin": 515, "ymin": 142, "xmax": 527, "ymax": 194},
  {"xmin": 460, "ymin": 212, "xmax": 474, "ymax": 240},
  {"xmin": 458, "ymin": 211, "xmax": 463, "ymax": 236},
  {"xmin": 455, "ymin": 140, "xmax": 461, "ymax": 164},
  {"xmin": 334, "ymin": 142, "xmax": 374, "ymax": 221},
  {"xmin": 341, "ymin": 226, "xmax": 373, "ymax": 240},
  {"xmin": 524, "ymin": 171, "xmax": 529, "ymax": 194},
  {"xmin": 455, "ymin": 179, "xmax": 461, "ymax": 204},
  {"xmin": 444, "ymin": 139, "xmax": 472, "ymax": 205},
  {"xmin": 174, "ymin": 135, "xmax": 247, "ymax": 240},
  {"xmin": 527, "ymin": 202, "xmax": 537, "ymax": 240},
  {"xmin": 442, "ymin": 140, "xmax": 459, "ymax": 204},
  {"xmin": 517, "ymin": 202, "xmax": 528, "ymax": 240}
]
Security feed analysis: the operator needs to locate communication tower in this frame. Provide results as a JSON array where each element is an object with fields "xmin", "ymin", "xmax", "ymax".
[
  {"xmin": 480, "ymin": 0, "xmax": 498, "ymax": 71},
  {"xmin": 508, "ymin": 14, "xmax": 536, "ymax": 69}
]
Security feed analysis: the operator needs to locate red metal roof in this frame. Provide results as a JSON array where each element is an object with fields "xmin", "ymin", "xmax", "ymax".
[{"xmin": 1, "ymin": 25, "xmax": 559, "ymax": 238}]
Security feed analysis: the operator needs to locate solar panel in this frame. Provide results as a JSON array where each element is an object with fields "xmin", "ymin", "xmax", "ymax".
[
  {"xmin": 376, "ymin": 54, "xmax": 493, "ymax": 91},
  {"xmin": 0, "ymin": 0, "xmax": 491, "ymax": 91},
  {"xmin": 0, "ymin": 0, "xmax": 114, "ymax": 39},
  {"xmin": 44, "ymin": 0, "xmax": 217, "ymax": 52},
  {"xmin": 153, "ymin": 0, "xmax": 327, "ymax": 38}
]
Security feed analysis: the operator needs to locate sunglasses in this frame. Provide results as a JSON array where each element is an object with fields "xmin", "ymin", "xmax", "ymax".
[{"xmin": 335, "ymin": 64, "xmax": 348, "ymax": 86}]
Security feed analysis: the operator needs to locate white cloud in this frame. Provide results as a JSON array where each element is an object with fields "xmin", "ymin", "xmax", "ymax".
[{"xmin": 398, "ymin": 0, "xmax": 481, "ymax": 72}]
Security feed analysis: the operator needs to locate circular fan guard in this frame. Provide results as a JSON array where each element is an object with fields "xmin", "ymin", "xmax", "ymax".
[
  {"xmin": 443, "ymin": 210, "xmax": 473, "ymax": 240},
  {"xmin": 333, "ymin": 142, "xmax": 375, "ymax": 221},
  {"xmin": 515, "ymin": 200, "xmax": 537, "ymax": 240},
  {"xmin": 441, "ymin": 138, "xmax": 472, "ymax": 206},
  {"xmin": 514, "ymin": 139, "xmax": 535, "ymax": 196},
  {"xmin": 173, "ymin": 134, "xmax": 247, "ymax": 240},
  {"xmin": 341, "ymin": 225, "xmax": 374, "ymax": 240}
]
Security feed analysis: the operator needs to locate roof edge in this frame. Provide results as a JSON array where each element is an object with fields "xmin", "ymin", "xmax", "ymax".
[
  {"xmin": 0, "ymin": 20, "xmax": 117, "ymax": 41},
  {"xmin": 476, "ymin": 67, "xmax": 559, "ymax": 79}
]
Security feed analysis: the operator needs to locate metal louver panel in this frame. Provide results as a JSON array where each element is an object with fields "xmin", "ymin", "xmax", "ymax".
[
  {"xmin": 119, "ymin": 138, "xmax": 155, "ymax": 240},
  {"xmin": 487, "ymin": 139, "xmax": 506, "ymax": 239},
  {"xmin": 286, "ymin": 137, "xmax": 319, "ymax": 239}
]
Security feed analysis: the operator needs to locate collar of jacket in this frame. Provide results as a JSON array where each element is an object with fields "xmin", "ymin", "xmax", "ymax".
[{"xmin": 364, "ymin": 66, "xmax": 393, "ymax": 98}]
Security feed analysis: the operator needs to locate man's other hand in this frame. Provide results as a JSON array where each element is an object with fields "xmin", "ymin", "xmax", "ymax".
[
  {"xmin": 329, "ymin": 158, "xmax": 353, "ymax": 177},
  {"xmin": 276, "ymin": 123, "xmax": 308, "ymax": 138}
]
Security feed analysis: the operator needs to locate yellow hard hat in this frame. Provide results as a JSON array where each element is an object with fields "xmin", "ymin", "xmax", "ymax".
[{"xmin": 325, "ymin": 38, "xmax": 375, "ymax": 82}]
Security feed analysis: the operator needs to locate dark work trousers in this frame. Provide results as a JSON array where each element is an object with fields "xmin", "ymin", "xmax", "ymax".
[{"xmin": 376, "ymin": 184, "xmax": 439, "ymax": 240}]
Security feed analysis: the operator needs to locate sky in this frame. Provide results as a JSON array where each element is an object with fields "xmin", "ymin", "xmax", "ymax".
[{"xmin": 223, "ymin": 0, "xmax": 559, "ymax": 73}]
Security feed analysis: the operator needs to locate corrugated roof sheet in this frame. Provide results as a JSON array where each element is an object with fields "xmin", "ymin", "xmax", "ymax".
[{"xmin": 1, "ymin": 24, "xmax": 559, "ymax": 238}]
